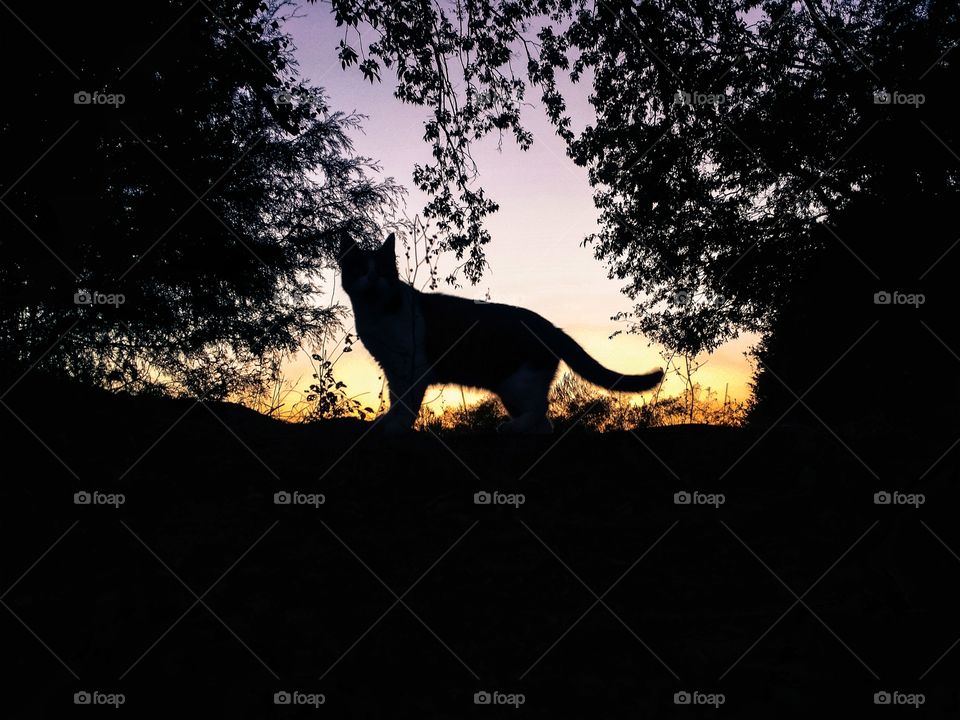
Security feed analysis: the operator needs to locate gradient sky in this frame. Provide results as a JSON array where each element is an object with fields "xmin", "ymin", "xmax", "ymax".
[{"xmin": 280, "ymin": 2, "xmax": 757, "ymax": 415}]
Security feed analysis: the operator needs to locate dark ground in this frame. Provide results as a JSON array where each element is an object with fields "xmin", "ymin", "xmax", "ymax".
[{"xmin": 2, "ymin": 373, "xmax": 959, "ymax": 718}]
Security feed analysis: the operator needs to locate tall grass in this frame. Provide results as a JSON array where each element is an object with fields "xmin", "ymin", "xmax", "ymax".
[{"xmin": 413, "ymin": 372, "xmax": 746, "ymax": 433}]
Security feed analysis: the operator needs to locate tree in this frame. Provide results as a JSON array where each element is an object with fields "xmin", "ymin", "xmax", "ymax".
[
  {"xmin": 1, "ymin": 0, "xmax": 398, "ymax": 398},
  {"xmin": 323, "ymin": 0, "xmax": 959, "ymax": 426}
]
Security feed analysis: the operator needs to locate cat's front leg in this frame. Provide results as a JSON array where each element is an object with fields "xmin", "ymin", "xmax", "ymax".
[{"xmin": 376, "ymin": 379, "xmax": 427, "ymax": 436}]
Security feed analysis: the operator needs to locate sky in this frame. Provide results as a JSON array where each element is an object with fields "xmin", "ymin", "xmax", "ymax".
[{"xmin": 280, "ymin": 2, "xmax": 757, "ymax": 415}]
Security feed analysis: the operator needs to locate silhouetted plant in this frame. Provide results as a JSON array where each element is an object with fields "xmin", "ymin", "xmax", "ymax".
[
  {"xmin": 301, "ymin": 333, "xmax": 380, "ymax": 421},
  {"xmin": 415, "ymin": 395, "xmax": 507, "ymax": 434}
]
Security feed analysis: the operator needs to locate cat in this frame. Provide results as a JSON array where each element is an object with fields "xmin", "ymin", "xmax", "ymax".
[{"xmin": 338, "ymin": 233, "xmax": 664, "ymax": 434}]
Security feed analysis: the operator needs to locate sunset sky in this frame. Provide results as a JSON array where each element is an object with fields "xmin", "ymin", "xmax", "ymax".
[{"xmin": 281, "ymin": 3, "xmax": 757, "ymax": 415}]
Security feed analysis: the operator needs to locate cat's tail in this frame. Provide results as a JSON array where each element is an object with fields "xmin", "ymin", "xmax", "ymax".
[{"xmin": 550, "ymin": 325, "xmax": 664, "ymax": 393}]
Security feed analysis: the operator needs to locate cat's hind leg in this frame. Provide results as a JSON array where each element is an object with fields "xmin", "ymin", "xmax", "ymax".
[{"xmin": 496, "ymin": 365, "xmax": 555, "ymax": 434}]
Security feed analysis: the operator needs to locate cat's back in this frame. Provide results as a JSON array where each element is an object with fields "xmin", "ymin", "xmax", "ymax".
[
  {"xmin": 417, "ymin": 291, "xmax": 550, "ymax": 335},
  {"xmin": 416, "ymin": 291, "xmax": 557, "ymax": 383}
]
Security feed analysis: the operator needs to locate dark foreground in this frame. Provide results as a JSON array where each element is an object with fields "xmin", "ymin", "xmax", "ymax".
[{"xmin": 2, "ymin": 374, "xmax": 959, "ymax": 718}]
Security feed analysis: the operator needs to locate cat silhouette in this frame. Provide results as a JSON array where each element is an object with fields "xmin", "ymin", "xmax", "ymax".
[{"xmin": 339, "ymin": 234, "xmax": 663, "ymax": 434}]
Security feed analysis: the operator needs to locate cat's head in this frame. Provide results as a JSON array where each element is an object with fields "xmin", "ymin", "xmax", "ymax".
[{"xmin": 338, "ymin": 233, "xmax": 401, "ymax": 303}]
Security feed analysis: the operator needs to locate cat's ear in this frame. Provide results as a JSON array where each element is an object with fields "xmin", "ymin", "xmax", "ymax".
[
  {"xmin": 379, "ymin": 232, "xmax": 396, "ymax": 259},
  {"xmin": 375, "ymin": 233, "xmax": 399, "ymax": 279}
]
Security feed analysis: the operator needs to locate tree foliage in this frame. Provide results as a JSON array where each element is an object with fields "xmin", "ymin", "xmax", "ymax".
[
  {"xmin": 324, "ymin": 0, "xmax": 958, "ymax": 353},
  {"xmin": 1, "ymin": 0, "xmax": 398, "ymax": 397}
]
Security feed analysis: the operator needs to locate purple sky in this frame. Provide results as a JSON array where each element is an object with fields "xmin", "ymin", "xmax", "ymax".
[{"xmin": 281, "ymin": 2, "xmax": 756, "ymax": 413}]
